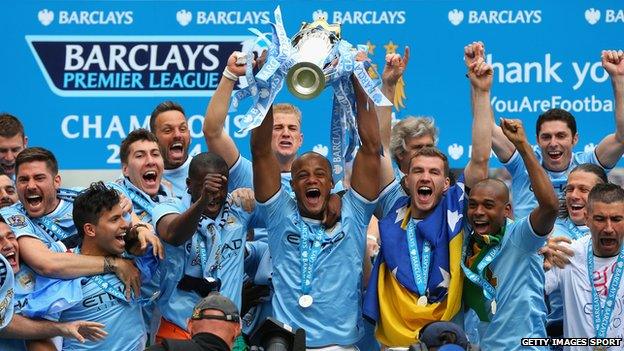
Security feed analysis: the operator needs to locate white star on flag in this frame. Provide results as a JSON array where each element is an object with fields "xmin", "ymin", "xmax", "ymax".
[
  {"xmin": 395, "ymin": 206, "xmax": 408, "ymax": 223},
  {"xmin": 437, "ymin": 267, "xmax": 450, "ymax": 288}
]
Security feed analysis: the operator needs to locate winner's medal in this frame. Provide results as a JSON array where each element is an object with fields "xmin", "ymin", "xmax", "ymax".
[
  {"xmin": 490, "ymin": 300, "xmax": 497, "ymax": 315},
  {"xmin": 299, "ymin": 294, "xmax": 313, "ymax": 308},
  {"xmin": 417, "ymin": 295, "xmax": 428, "ymax": 306}
]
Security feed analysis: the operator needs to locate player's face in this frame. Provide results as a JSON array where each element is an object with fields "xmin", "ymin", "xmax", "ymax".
[
  {"xmin": 187, "ymin": 169, "xmax": 229, "ymax": 219},
  {"xmin": 271, "ymin": 112, "xmax": 303, "ymax": 162},
  {"xmin": 397, "ymin": 134, "xmax": 435, "ymax": 174},
  {"xmin": 93, "ymin": 204, "xmax": 130, "ymax": 256},
  {"xmin": 0, "ymin": 222, "xmax": 19, "ymax": 273},
  {"xmin": 291, "ymin": 155, "xmax": 333, "ymax": 219},
  {"xmin": 0, "ymin": 134, "xmax": 25, "ymax": 178},
  {"xmin": 467, "ymin": 184, "xmax": 511, "ymax": 236},
  {"xmin": 537, "ymin": 121, "xmax": 578, "ymax": 172},
  {"xmin": 565, "ymin": 170, "xmax": 602, "ymax": 226},
  {"xmin": 587, "ymin": 201, "xmax": 624, "ymax": 257},
  {"xmin": 153, "ymin": 110, "xmax": 191, "ymax": 169},
  {"xmin": 0, "ymin": 175, "xmax": 18, "ymax": 208},
  {"xmin": 16, "ymin": 161, "xmax": 61, "ymax": 218},
  {"xmin": 406, "ymin": 156, "xmax": 449, "ymax": 218},
  {"xmin": 122, "ymin": 140, "xmax": 164, "ymax": 197}
]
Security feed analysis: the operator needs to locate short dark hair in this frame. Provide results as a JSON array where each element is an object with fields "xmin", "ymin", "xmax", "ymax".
[
  {"xmin": 408, "ymin": 147, "xmax": 450, "ymax": 177},
  {"xmin": 149, "ymin": 101, "xmax": 185, "ymax": 132},
  {"xmin": 73, "ymin": 182, "xmax": 121, "ymax": 237},
  {"xmin": 188, "ymin": 152, "xmax": 228, "ymax": 180},
  {"xmin": 120, "ymin": 129, "xmax": 159, "ymax": 164},
  {"xmin": 588, "ymin": 183, "xmax": 624, "ymax": 210},
  {"xmin": 536, "ymin": 108, "xmax": 577, "ymax": 136},
  {"xmin": 0, "ymin": 113, "xmax": 25, "ymax": 139},
  {"xmin": 16, "ymin": 147, "xmax": 58, "ymax": 176}
]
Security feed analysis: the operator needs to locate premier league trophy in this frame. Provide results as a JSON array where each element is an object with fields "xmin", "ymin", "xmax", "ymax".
[
  {"xmin": 286, "ymin": 18, "xmax": 341, "ymax": 100},
  {"xmin": 231, "ymin": 7, "xmax": 391, "ymax": 180}
]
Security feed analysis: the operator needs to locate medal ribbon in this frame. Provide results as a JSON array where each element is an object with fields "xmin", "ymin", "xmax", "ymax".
[
  {"xmin": 406, "ymin": 219, "xmax": 431, "ymax": 296},
  {"xmin": 298, "ymin": 218, "xmax": 325, "ymax": 295},
  {"xmin": 566, "ymin": 218, "xmax": 588, "ymax": 240},
  {"xmin": 587, "ymin": 240, "xmax": 624, "ymax": 338},
  {"xmin": 461, "ymin": 234, "xmax": 502, "ymax": 300}
]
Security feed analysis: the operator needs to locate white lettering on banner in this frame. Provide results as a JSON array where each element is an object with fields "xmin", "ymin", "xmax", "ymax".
[
  {"xmin": 196, "ymin": 11, "xmax": 270, "ymax": 25},
  {"xmin": 64, "ymin": 44, "xmax": 221, "ymax": 72},
  {"xmin": 487, "ymin": 54, "xmax": 611, "ymax": 90},
  {"xmin": 487, "ymin": 54, "xmax": 562, "ymax": 84},
  {"xmin": 332, "ymin": 11, "xmax": 406, "ymax": 25},
  {"xmin": 572, "ymin": 61, "xmax": 609, "ymax": 90},
  {"xmin": 467, "ymin": 10, "xmax": 542, "ymax": 24},
  {"xmin": 58, "ymin": 11, "xmax": 133, "ymax": 25},
  {"xmin": 606, "ymin": 9, "xmax": 624, "ymax": 23},
  {"xmin": 491, "ymin": 95, "xmax": 613, "ymax": 114},
  {"xmin": 61, "ymin": 114, "xmax": 150, "ymax": 139}
]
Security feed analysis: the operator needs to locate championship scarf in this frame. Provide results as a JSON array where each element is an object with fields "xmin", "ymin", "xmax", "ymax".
[{"xmin": 463, "ymin": 226, "xmax": 505, "ymax": 322}]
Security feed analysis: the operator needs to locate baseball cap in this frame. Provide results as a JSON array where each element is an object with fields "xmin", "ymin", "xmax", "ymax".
[
  {"xmin": 191, "ymin": 292, "xmax": 240, "ymax": 323},
  {"xmin": 418, "ymin": 321, "xmax": 469, "ymax": 349}
]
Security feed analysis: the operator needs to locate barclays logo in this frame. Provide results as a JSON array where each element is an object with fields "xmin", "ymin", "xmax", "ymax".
[
  {"xmin": 585, "ymin": 8, "xmax": 624, "ymax": 24},
  {"xmin": 448, "ymin": 9, "xmax": 464, "ymax": 26},
  {"xmin": 449, "ymin": 9, "xmax": 542, "ymax": 25},
  {"xmin": 314, "ymin": 9, "xmax": 406, "ymax": 25},
  {"xmin": 38, "ymin": 9, "xmax": 54, "ymax": 26},
  {"xmin": 39, "ymin": 10, "xmax": 133, "ymax": 25},
  {"xmin": 176, "ymin": 9, "xmax": 192, "ymax": 26}
]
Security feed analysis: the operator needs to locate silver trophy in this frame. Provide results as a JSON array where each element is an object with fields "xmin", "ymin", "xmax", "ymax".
[{"xmin": 286, "ymin": 16, "xmax": 341, "ymax": 99}]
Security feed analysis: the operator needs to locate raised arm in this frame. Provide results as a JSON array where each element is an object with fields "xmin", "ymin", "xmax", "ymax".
[
  {"xmin": 465, "ymin": 42, "xmax": 516, "ymax": 162},
  {"xmin": 350, "ymin": 77, "xmax": 381, "ymax": 201},
  {"xmin": 500, "ymin": 119, "xmax": 558, "ymax": 235},
  {"xmin": 594, "ymin": 50, "xmax": 624, "ymax": 168},
  {"xmin": 252, "ymin": 107, "xmax": 281, "ymax": 202},
  {"xmin": 156, "ymin": 174, "xmax": 227, "ymax": 246},
  {"xmin": 18, "ymin": 237, "xmax": 141, "ymax": 299},
  {"xmin": 378, "ymin": 47, "xmax": 409, "ymax": 188},
  {"xmin": 203, "ymin": 51, "xmax": 251, "ymax": 168},
  {"xmin": 464, "ymin": 45, "xmax": 493, "ymax": 188}
]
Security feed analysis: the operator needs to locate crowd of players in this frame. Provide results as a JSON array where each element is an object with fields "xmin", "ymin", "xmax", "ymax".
[{"xmin": 0, "ymin": 42, "xmax": 623, "ymax": 351}]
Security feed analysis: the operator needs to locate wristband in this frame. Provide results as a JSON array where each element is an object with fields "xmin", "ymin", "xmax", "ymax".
[
  {"xmin": 222, "ymin": 68, "xmax": 239, "ymax": 82},
  {"xmin": 131, "ymin": 223, "xmax": 150, "ymax": 231},
  {"xmin": 367, "ymin": 235, "xmax": 378, "ymax": 243}
]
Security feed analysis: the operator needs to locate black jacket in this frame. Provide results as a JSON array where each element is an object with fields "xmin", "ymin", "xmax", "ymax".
[{"xmin": 145, "ymin": 332, "xmax": 230, "ymax": 351}]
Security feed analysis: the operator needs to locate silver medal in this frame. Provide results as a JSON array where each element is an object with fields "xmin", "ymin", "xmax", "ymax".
[{"xmin": 298, "ymin": 294, "xmax": 313, "ymax": 308}]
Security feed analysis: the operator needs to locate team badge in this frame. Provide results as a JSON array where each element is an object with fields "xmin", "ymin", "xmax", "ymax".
[
  {"xmin": 6, "ymin": 214, "xmax": 26, "ymax": 228},
  {"xmin": 18, "ymin": 272, "xmax": 34, "ymax": 289}
]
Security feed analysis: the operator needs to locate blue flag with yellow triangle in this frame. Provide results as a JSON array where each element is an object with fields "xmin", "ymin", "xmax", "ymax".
[{"xmin": 363, "ymin": 175, "xmax": 466, "ymax": 347}]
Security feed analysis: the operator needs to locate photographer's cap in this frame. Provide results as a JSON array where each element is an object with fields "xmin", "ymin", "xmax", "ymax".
[
  {"xmin": 418, "ymin": 321, "xmax": 469, "ymax": 349},
  {"xmin": 191, "ymin": 292, "xmax": 240, "ymax": 323}
]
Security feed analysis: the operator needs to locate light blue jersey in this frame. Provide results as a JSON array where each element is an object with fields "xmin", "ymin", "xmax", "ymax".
[
  {"xmin": 152, "ymin": 193, "xmax": 263, "ymax": 330},
  {"xmin": 115, "ymin": 177, "xmax": 173, "ymax": 336},
  {"xmin": 242, "ymin": 240, "xmax": 273, "ymax": 336},
  {"xmin": 162, "ymin": 155, "xmax": 191, "ymax": 197},
  {"xmin": 547, "ymin": 217, "xmax": 589, "ymax": 328},
  {"xmin": 504, "ymin": 146, "xmax": 608, "ymax": 219},
  {"xmin": 469, "ymin": 216, "xmax": 548, "ymax": 351},
  {"xmin": 0, "ymin": 185, "xmax": 129, "ymax": 248},
  {"xmin": 0, "ymin": 254, "xmax": 14, "ymax": 330},
  {"xmin": 5, "ymin": 264, "xmax": 37, "ymax": 351},
  {"xmin": 257, "ymin": 187, "xmax": 377, "ymax": 347},
  {"xmin": 23, "ymin": 247, "xmax": 156, "ymax": 351},
  {"xmin": 374, "ymin": 178, "xmax": 406, "ymax": 219}
]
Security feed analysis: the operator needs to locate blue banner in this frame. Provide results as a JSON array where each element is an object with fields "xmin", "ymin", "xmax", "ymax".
[{"xmin": 1, "ymin": 1, "xmax": 623, "ymax": 169}]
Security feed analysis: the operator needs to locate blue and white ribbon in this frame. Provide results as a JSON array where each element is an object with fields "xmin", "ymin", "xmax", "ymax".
[
  {"xmin": 230, "ymin": 6, "xmax": 392, "ymax": 182},
  {"xmin": 587, "ymin": 240, "xmax": 624, "ymax": 338},
  {"xmin": 298, "ymin": 219, "xmax": 325, "ymax": 295},
  {"xmin": 407, "ymin": 219, "xmax": 432, "ymax": 296},
  {"xmin": 460, "ymin": 235, "xmax": 502, "ymax": 301}
]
